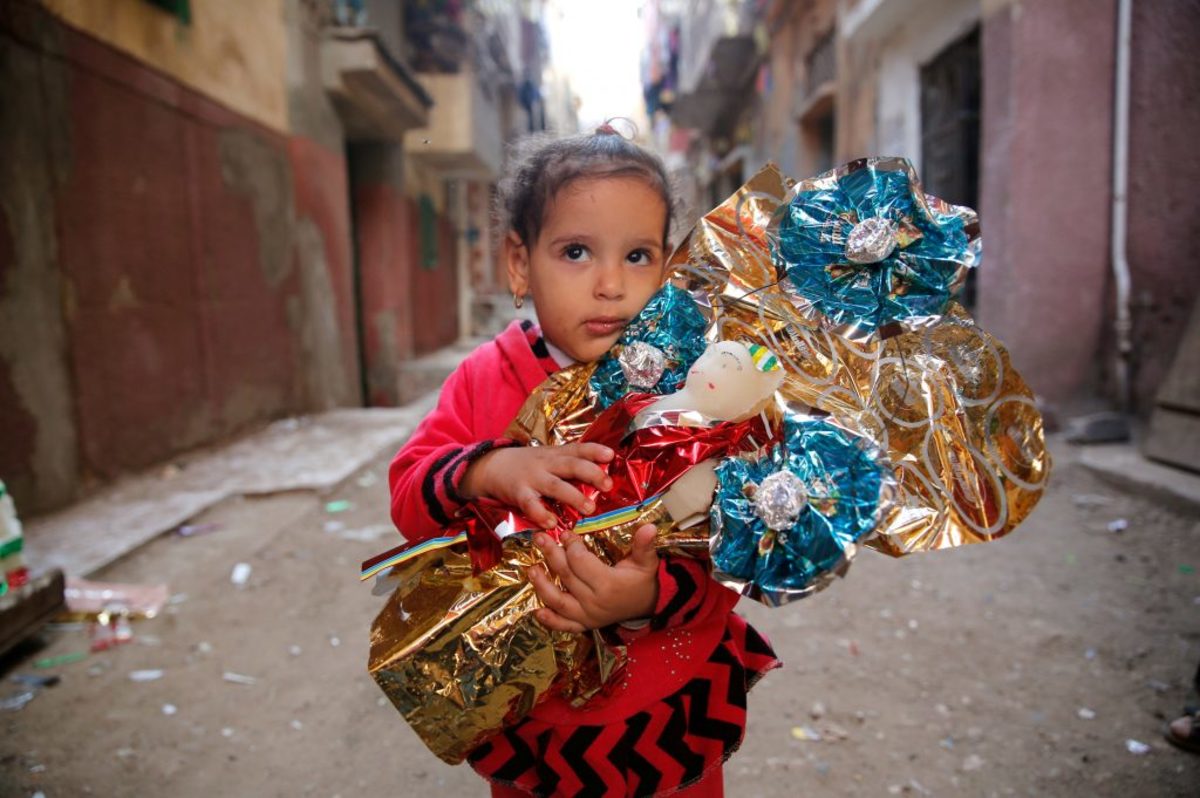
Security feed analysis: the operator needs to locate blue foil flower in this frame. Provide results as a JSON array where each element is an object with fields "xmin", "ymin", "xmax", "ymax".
[
  {"xmin": 774, "ymin": 156, "xmax": 980, "ymax": 339},
  {"xmin": 710, "ymin": 415, "xmax": 888, "ymax": 605},
  {"xmin": 589, "ymin": 284, "xmax": 709, "ymax": 409}
]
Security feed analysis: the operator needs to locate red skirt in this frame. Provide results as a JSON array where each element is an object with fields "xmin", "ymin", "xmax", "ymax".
[{"xmin": 468, "ymin": 614, "xmax": 780, "ymax": 797}]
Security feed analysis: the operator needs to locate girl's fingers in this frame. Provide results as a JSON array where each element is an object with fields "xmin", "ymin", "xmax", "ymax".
[
  {"xmin": 538, "ymin": 475, "xmax": 595, "ymax": 516},
  {"xmin": 534, "ymin": 534, "xmax": 595, "ymax": 600},
  {"xmin": 564, "ymin": 442, "xmax": 615, "ymax": 464},
  {"xmin": 516, "ymin": 488, "xmax": 558, "ymax": 530},
  {"xmin": 556, "ymin": 531, "xmax": 612, "ymax": 591},
  {"xmin": 554, "ymin": 456, "xmax": 612, "ymax": 493},
  {"xmin": 534, "ymin": 608, "xmax": 587, "ymax": 634},
  {"xmin": 528, "ymin": 563, "xmax": 587, "ymax": 623}
]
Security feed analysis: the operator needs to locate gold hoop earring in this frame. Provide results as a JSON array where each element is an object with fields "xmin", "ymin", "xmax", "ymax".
[{"xmin": 513, "ymin": 294, "xmax": 524, "ymax": 309}]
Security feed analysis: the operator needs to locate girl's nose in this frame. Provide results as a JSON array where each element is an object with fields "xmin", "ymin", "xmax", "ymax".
[{"xmin": 594, "ymin": 260, "xmax": 626, "ymax": 300}]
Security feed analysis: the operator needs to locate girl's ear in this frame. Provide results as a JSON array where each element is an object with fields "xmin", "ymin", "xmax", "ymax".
[{"xmin": 505, "ymin": 230, "xmax": 530, "ymax": 297}]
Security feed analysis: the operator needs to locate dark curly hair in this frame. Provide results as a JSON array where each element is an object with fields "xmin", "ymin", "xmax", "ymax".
[{"xmin": 496, "ymin": 127, "xmax": 678, "ymax": 248}]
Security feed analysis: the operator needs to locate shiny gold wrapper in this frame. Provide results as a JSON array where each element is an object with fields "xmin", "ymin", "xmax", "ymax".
[
  {"xmin": 368, "ymin": 502, "xmax": 707, "ymax": 765},
  {"xmin": 667, "ymin": 164, "xmax": 1049, "ymax": 553},
  {"xmin": 510, "ymin": 163, "xmax": 1048, "ymax": 555}
]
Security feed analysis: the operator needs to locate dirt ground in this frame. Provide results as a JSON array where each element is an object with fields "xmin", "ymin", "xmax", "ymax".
[{"xmin": 2, "ymin": 438, "xmax": 1198, "ymax": 798}]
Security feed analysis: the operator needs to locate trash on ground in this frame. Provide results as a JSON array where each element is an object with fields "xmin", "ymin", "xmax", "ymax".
[
  {"xmin": 290, "ymin": 719, "xmax": 303, "ymax": 730},
  {"xmin": 289, "ymin": 645, "xmax": 302, "ymax": 657},
  {"xmin": 129, "ymin": 669, "xmax": 164, "ymax": 682},
  {"xmin": 1125, "ymin": 738, "xmax": 1152, "ymax": 755},
  {"xmin": 90, "ymin": 613, "xmax": 134, "ymax": 652},
  {"xmin": 176, "ymin": 522, "xmax": 223, "ymax": 537},
  {"xmin": 329, "ymin": 635, "xmax": 341, "ymax": 647},
  {"xmin": 0, "ymin": 690, "xmax": 38, "ymax": 711},
  {"xmin": 1180, "ymin": 564, "xmax": 1196, "ymax": 575},
  {"xmin": 328, "ymin": 523, "xmax": 393, "ymax": 542},
  {"xmin": 323, "ymin": 520, "xmax": 345, "ymax": 534},
  {"xmin": 222, "ymin": 671, "xmax": 257, "ymax": 686},
  {"xmin": 791, "ymin": 725, "xmax": 822, "ymax": 741},
  {"xmin": 162, "ymin": 703, "xmax": 178, "ymax": 715},
  {"xmin": 10, "ymin": 673, "xmax": 60, "ymax": 688},
  {"xmin": 33, "ymin": 652, "xmax": 87, "ymax": 669},
  {"xmin": 961, "ymin": 753, "xmax": 985, "ymax": 771},
  {"xmin": 324, "ymin": 500, "xmax": 353, "ymax": 514},
  {"xmin": 1106, "ymin": 518, "xmax": 1129, "ymax": 533},
  {"xmin": 63, "ymin": 577, "xmax": 169, "ymax": 620},
  {"xmin": 230, "ymin": 562, "xmax": 252, "ymax": 587},
  {"xmin": 1077, "ymin": 707, "xmax": 1096, "ymax": 720},
  {"xmin": 356, "ymin": 471, "xmax": 379, "ymax": 488},
  {"xmin": 1071, "ymin": 493, "xmax": 1113, "ymax": 507}
]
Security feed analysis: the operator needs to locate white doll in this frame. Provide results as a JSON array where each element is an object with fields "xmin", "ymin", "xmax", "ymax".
[{"xmin": 650, "ymin": 341, "xmax": 785, "ymax": 525}]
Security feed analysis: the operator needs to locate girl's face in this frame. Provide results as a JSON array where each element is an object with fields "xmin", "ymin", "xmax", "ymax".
[{"xmin": 507, "ymin": 176, "xmax": 668, "ymax": 363}]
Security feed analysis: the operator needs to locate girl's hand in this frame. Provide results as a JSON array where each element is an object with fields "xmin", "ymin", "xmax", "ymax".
[
  {"xmin": 460, "ymin": 443, "xmax": 615, "ymax": 529},
  {"xmin": 528, "ymin": 525, "xmax": 659, "ymax": 632}
]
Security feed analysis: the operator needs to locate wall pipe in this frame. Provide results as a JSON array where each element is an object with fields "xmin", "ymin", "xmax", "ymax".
[{"xmin": 1110, "ymin": 0, "xmax": 1134, "ymax": 412}]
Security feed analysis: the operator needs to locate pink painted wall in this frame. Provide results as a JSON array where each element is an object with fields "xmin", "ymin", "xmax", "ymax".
[{"xmin": 977, "ymin": 0, "xmax": 1117, "ymax": 406}]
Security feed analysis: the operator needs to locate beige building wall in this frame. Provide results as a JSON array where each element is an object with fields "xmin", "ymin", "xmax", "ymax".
[{"xmin": 42, "ymin": 0, "xmax": 288, "ymax": 132}]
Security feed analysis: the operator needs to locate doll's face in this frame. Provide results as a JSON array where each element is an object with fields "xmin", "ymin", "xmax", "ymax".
[{"xmin": 681, "ymin": 341, "xmax": 783, "ymax": 421}]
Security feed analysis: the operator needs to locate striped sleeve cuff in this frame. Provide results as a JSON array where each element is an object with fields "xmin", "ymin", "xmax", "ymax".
[{"xmin": 421, "ymin": 438, "xmax": 519, "ymax": 525}]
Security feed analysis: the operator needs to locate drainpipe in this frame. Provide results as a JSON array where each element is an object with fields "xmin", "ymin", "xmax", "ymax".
[{"xmin": 1110, "ymin": 0, "xmax": 1133, "ymax": 412}]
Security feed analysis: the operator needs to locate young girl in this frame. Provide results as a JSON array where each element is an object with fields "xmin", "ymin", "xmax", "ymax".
[{"xmin": 388, "ymin": 127, "xmax": 780, "ymax": 797}]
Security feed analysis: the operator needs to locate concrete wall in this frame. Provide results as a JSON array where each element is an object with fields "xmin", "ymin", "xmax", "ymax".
[
  {"xmin": 1123, "ymin": 0, "xmax": 1200, "ymax": 412},
  {"xmin": 42, "ymin": 0, "xmax": 288, "ymax": 132},
  {"xmin": 976, "ymin": 0, "xmax": 1117, "ymax": 405},
  {"xmin": 0, "ymin": 3, "xmax": 357, "ymax": 512}
]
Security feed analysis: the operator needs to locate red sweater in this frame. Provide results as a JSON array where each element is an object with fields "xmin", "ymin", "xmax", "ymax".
[{"xmin": 388, "ymin": 320, "xmax": 741, "ymax": 726}]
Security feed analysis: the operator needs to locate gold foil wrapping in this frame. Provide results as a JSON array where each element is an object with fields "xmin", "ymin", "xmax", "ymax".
[
  {"xmin": 669, "ymin": 164, "xmax": 1049, "ymax": 553},
  {"xmin": 368, "ymin": 502, "xmax": 707, "ymax": 765}
]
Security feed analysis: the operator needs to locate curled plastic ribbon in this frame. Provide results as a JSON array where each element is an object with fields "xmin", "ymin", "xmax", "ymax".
[
  {"xmin": 589, "ymin": 284, "xmax": 709, "ymax": 408},
  {"xmin": 774, "ymin": 156, "xmax": 980, "ymax": 340},
  {"xmin": 710, "ymin": 414, "xmax": 893, "ymax": 605}
]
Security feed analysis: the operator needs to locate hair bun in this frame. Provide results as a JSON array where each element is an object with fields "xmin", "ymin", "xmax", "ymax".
[{"xmin": 594, "ymin": 118, "xmax": 637, "ymax": 139}]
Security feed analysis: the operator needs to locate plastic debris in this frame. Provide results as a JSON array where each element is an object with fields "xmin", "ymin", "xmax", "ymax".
[
  {"xmin": 0, "ymin": 690, "xmax": 37, "ymax": 711},
  {"xmin": 1106, "ymin": 518, "xmax": 1129, "ymax": 533},
  {"xmin": 356, "ymin": 471, "xmax": 379, "ymax": 488},
  {"xmin": 195, "ymin": 641, "xmax": 213, "ymax": 655},
  {"xmin": 63, "ymin": 578, "xmax": 168, "ymax": 620},
  {"xmin": 222, "ymin": 671, "xmax": 257, "ymax": 686},
  {"xmin": 177, "ymin": 522, "xmax": 223, "ymax": 537},
  {"xmin": 230, "ymin": 563, "xmax": 252, "ymax": 587},
  {"xmin": 1071, "ymin": 493, "xmax": 1112, "ymax": 507},
  {"xmin": 1180, "ymin": 564, "xmax": 1196, "ymax": 575},
  {"xmin": 33, "ymin": 652, "xmax": 87, "ymax": 669},
  {"xmin": 162, "ymin": 703, "xmax": 178, "ymax": 716},
  {"xmin": 221, "ymin": 727, "xmax": 235, "ymax": 738},
  {"xmin": 791, "ymin": 725, "xmax": 822, "ymax": 741},
  {"xmin": 1125, "ymin": 738, "xmax": 1151, "ymax": 755},
  {"xmin": 330, "ymin": 635, "xmax": 341, "ymax": 647},
  {"xmin": 116, "ymin": 747, "xmax": 136, "ymax": 759},
  {"xmin": 1077, "ymin": 707, "xmax": 1096, "ymax": 720},
  {"xmin": 290, "ymin": 719, "xmax": 303, "ymax": 730},
  {"xmin": 129, "ymin": 669, "xmax": 164, "ymax": 682},
  {"xmin": 289, "ymin": 645, "xmax": 302, "ymax": 657},
  {"xmin": 10, "ymin": 673, "xmax": 59, "ymax": 688},
  {"xmin": 810, "ymin": 701, "xmax": 826, "ymax": 719},
  {"xmin": 1084, "ymin": 648, "xmax": 1097, "ymax": 660},
  {"xmin": 329, "ymin": 523, "xmax": 393, "ymax": 543},
  {"xmin": 324, "ymin": 500, "xmax": 353, "ymax": 514},
  {"xmin": 323, "ymin": 520, "xmax": 345, "ymax": 534},
  {"xmin": 90, "ymin": 613, "xmax": 134, "ymax": 652},
  {"xmin": 940, "ymin": 736, "xmax": 955, "ymax": 750}
]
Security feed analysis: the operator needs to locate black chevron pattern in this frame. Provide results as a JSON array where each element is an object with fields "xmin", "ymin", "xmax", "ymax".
[
  {"xmin": 608, "ymin": 711, "xmax": 661, "ymax": 796},
  {"xmin": 655, "ymin": 693, "xmax": 707, "ymax": 785},
  {"xmin": 681, "ymin": 645, "xmax": 745, "ymax": 746},
  {"xmin": 559, "ymin": 724, "xmax": 606, "ymax": 797},
  {"xmin": 533, "ymin": 729, "xmax": 560, "ymax": 797},
  {"xmin": 652, "ymin": 560, "xmax": 698, "ymax": 630}
]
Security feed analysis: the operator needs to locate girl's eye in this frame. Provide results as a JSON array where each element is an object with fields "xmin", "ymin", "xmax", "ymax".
[
  {"xmin": 627, "ymin": 248, "xmax": 654, "ymax": 265},
  {"xmin": 563, "ymin": 244, "xmax": 590, "ymax": 262}
]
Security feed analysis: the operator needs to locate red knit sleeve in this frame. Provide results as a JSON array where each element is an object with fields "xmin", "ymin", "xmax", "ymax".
[{"xmin": 387, "ymin": 362, "xmax": 515, "ymax": 543}]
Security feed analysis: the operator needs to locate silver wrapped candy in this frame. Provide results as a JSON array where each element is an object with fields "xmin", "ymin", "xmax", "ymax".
[
  {"xmin": 753, "ymin": 470, "xmax": 809, "ymax": 530},
  {"xmin": 618, "ymin": 341, "xmax": 667, "ymax": 390},
  {"xmin": 845, "ymin": 217, "xmax": 897, "ymax": 264}
]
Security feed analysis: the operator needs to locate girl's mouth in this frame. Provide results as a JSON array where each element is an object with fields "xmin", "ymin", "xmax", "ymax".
[{"xmin": 584, "ymin": 317, "xmax": 625, "ymax": 336}]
